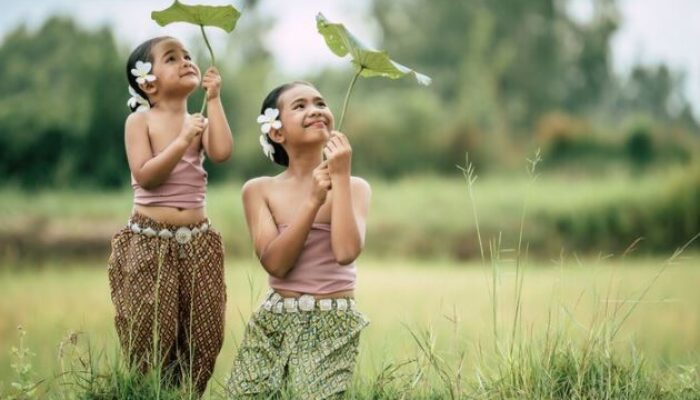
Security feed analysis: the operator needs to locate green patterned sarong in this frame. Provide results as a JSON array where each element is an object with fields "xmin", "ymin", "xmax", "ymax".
[{"xmin": 226, "ymin": 292, "xmax": 369, "ymax": 399}]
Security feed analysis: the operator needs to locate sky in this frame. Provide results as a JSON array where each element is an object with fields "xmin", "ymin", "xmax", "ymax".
[{"xmin": 1, "ymin": 0, "xmax": 699, "ymax": 115}]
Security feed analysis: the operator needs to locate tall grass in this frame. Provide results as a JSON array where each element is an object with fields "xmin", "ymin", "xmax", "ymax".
[{"xmin": 1, "ymin": 156, "xmax": 699, "ymax": 398}]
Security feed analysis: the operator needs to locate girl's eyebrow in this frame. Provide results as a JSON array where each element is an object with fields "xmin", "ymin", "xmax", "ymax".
[
  {"xmin": 162, "ymin": 48, "xmax": 188, "ymax": 59},
  {"xmin": 290, "ymin": 96, "xmax": 324, "ymax": 105},
  {"xmin": 162, "ymin": 49, "xmax": 176, "ymax": 59}
]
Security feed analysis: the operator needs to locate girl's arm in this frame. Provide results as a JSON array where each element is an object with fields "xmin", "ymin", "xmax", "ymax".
[
  {"xmin": 325, "ymin": 132, "xmax": 372, "ymax": 265},
  {"xmin": 201, "ymin": 67, "xmax": 233, "ymax": 163},
  {"xmin": 242, "ymin": 166, "xmax": 331, "ymax": 278},
  {"xmin": 126, "ymin": 112, "xmax": 205, "ymax": 190}
]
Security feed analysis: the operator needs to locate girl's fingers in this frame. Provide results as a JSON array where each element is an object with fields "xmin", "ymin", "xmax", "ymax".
[{"xmin": 325, "ymin": 140, "xmax": 337, "ymax": 153}]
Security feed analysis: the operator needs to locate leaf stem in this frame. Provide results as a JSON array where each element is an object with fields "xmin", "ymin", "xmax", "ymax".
[
  {"xmin": 200, "ymin": 24, "xmax": 216, "ymax": 115},
  {"xmin": 337, "ymin": 67, "xmax": 362, "ymax": 131}
]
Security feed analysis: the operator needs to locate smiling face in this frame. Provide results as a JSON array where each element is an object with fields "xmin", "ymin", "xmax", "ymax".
[
  {"xmin": 272, "ymin": 83, "xmax": 334, "ymax": 147},
  {"xmin": 146, "ymin": 38, "xmax": 200, "ymax": 97}
]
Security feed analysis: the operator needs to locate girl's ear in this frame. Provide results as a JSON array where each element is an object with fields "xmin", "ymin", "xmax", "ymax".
[
  {"xmin": 140, "ymin": 81, "xmax": 157, "ymax": 96},
  {"xmin": 268, "ymin": 127, "xmax": 285, "ymax": 145}
]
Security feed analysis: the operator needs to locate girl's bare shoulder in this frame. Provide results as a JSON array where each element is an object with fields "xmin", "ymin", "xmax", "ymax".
[
  {"xmin": 241, "ymin": 176, "xmax": 277, "ymax": 200},
  {"xmin": 350, "ymin": 176, "xmax": 371, "ymax": 194},
  {"xmin": 125, "ymin": 110, "xmax": 149, "ymax": 130}
]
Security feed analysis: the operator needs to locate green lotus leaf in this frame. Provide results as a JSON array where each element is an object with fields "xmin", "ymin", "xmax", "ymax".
[
  {"xmin": 152, "ymin": 0, "xmax": 241, "ymax": 32},
  {"xmin": 316, "ymin": 12, "xmax": 431, "ymax": 86}
]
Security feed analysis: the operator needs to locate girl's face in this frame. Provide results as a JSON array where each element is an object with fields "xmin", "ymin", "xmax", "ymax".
[
  {"xmin": 275, "ymin": 84, "xmax": 334, "ymax": 147},
  {"xmin": 148, "ymin": 38, "xmax": 200, "ymax": 96}
]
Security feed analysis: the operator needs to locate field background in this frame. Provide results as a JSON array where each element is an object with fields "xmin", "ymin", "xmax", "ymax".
[{"xmin": 2, "ymin": 0, "xmax": 700, "ymax": 397}]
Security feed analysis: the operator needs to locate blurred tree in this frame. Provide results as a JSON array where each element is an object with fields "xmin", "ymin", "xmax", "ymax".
[
  {"xmin": 626, "ymin": 123, "xmax": 654, "ymax": 170},
  {"xmin": 0, "ymin": 18, "xmax": 123, "ymax": 188},
  {"xmin": 371, "ymin": 0, "xmax": 619, "ymax": 131},
  {"xmin": 0, "ymin": 1, "xmax": 697, "ymax": 188}
]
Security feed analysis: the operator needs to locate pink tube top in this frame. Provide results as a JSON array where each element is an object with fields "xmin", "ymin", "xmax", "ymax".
[
  {"xmin": 269, "ymin": 223, "xmax": 357, "ymax": 294},
  {"xmin": 132, "ymin": 146, "xmax": 207, "ymax": 209}
]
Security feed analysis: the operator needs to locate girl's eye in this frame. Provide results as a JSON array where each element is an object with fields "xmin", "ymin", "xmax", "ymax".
[
  {"xmin": 294, "ymin": 104, "xmax": 304, "ymax": 110},
  {"xmin": 185, "ymin": 55, "xmax": 192, "ymax": 61},
  {"xmin": 317, "ymin": 102, "xmax": 327, "ymax": 108},
  {"xmin": 167, "ymin": 56, "xmax": 175, "ymax": 62}
]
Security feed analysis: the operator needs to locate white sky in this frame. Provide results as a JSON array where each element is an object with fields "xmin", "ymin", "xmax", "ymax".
[{"xmin": 1, "ymin": 0, "xmax": 699, "ymax": 115}]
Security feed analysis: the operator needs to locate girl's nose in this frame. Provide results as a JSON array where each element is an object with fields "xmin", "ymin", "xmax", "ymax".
[{"xmin": 310, "ymin": 105, "xmax": 326, "ymax": 116}]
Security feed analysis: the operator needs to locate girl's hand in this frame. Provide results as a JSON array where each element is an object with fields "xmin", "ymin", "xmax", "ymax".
[
  {"xmin": 179, "ymin": 113, "xmax": 208, "ymax": 143},
  {"xmin": 202, "ymin": 66, "xmax": 222, "ymax": 100},
  {"xmin": 311, "ymin": 160, "xmax": 332, "ymax": 206},
  {"xmin": 323, "ymin": 131, "xmax": 352, "ymax": 179}
]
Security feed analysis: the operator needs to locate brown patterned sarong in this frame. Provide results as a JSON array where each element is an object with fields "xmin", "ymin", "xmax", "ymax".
[{"xmin": 108, "ymin": 212, "xmax": 226, "ymax": 395}]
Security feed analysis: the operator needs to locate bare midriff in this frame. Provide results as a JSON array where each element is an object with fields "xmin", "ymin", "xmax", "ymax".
[
  {"xmin": 133, "ymin": 204, "xmax": 207, "ymax": 226},
  {"xmin": 273, "ymin": 289, "xmax": 355, "ymax": 300}
]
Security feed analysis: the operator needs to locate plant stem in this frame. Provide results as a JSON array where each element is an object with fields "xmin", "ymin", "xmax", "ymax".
[
  {"xmin": 200, "ymin": 25, "xmax": 216, "ymax": 115},
  {"xmin": 337, "ymin": 67, "xmax": 362, "ymax": 131}
]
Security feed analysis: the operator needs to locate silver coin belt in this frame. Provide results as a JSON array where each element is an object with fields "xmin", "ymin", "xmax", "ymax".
[
  {"xmin": 262, "ymin": 291, "xmax": 357, "ymax": 313},
  {"xmin": 126, "ymin": 220, "xmax": 210, "ymax": 245}
]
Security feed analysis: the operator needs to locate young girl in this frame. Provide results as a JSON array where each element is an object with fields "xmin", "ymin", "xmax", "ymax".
[
  {"xmin": 108, "ymin": 36, "xmax": 233, "ymax": 395},
  {"xmin": 226, "ymin": 81, "xmax": 371, "ymax": 399}
]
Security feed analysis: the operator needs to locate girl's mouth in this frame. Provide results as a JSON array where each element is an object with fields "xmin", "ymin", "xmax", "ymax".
[{"xmin": 306, "ymin": 120, "xmax": 327, "ymax": 128}]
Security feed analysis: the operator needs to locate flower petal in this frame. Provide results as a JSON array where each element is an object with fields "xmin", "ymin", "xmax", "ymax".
[
  {"xmin": 145, "ymin": 74, "xmax": 156, "ymax": 82},
  {"xmin": 256, "ymin": 114, "xmax": 268, "ymax": 124},
  {"xmin": 136, "ymin": 76, "xmax": 145, "ymax": 85},
  {"xmin": 260, "ymin": 122, "xmax": 271, "ymax": 134},
  {"xmin": 264, "ymin": 108, "xmax": 279, "ymax": 120},
  {"xmin": 271, "ymin": 120, "xmax": 282, "ymax": 130}
]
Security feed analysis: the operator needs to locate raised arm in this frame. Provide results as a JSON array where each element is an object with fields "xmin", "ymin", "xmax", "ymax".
[
  {"xmin": 201, "ymin": 66, "xmax": 233, "ymax": 163},
  {"xmin": 126, "ymin": 111, "xmax": 204, "ymax": 190},
  {"xmin": 242, "ymin": 170, "xmax": 330, "ymax": 278},
  {"xmin": 325, "ymin": 132, "xmax": 371, "ymax": 265}
]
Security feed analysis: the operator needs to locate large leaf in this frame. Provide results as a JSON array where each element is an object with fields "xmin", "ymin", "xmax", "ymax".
[
  {"xmin": 316, "ymin": 12, "xmax": 431, "ymax": 86},
  {"xmin": 152, "ymin": 0, "xmax": 241, "ymax": 32}
]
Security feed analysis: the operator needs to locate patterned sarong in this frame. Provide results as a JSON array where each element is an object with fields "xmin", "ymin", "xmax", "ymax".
[
  {"xmin": 108, "ymin": 212, "xmax": 226, "ymax": 395},
  {"xmin": 227, "ymin": 291, "xmax": 369, "ymax": 399}
]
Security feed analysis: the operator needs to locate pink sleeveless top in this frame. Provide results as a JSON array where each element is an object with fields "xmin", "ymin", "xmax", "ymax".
[
  {"xmin": 132, "ymin": 146, "xmax": 207, "ymax": 209},
  {"xmin": 269, "ymin": 223, "xmax": 357, "ymax": 294}
]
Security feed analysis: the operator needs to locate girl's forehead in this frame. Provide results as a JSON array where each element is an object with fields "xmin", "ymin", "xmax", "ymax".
[
  {"xmin": 278, "ymin": 85, "xmax": 323, "ymax": 106},
  {"xmin": 152, "ymin": 38, "xmax": 188, "ymax": 57}
]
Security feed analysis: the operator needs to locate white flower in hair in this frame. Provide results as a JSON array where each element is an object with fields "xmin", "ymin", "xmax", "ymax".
[
  {"xmin": 259, "ymin": 134, "xmax": 276, "ymax": 161},
  {"xmin": 256, "ymin": 108, "xmax": 282, "ymax": 134},
  {"xmin": 127, "ymin": 86, "xmax": 150, "ymax": 112},
  {"xmin": 131, "ymin": 60, "xmax": 156, "ymax": 85}
]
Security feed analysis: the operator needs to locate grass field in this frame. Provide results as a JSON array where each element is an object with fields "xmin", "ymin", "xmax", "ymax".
[
  {"xmin": 1, "ymin": 255, "xmax": 698, "ymax": 398},
  {"xmin": 1, "ymin": 166, "xmax": 698, "ymax": 397}
]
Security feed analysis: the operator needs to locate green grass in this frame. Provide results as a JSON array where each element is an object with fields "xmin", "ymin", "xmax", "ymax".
[
  {"xmin": 1, "ymin": 256, "xmax": 698, "ymax": 398},
  {"xmin": 1, "ymin": 164, "xmax": 699, "ymax": 398}
]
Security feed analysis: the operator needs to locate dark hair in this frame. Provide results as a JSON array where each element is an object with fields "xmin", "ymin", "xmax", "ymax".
[
  {"xmin": 260, "ymin": 81, "xmax": 315, "ymax": 166},
  {"xmin": 125, "ymin": 36, "xmax": 171, "ymax": 112}
]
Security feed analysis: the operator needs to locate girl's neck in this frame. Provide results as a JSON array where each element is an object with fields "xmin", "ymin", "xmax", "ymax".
[
  {"xmin": 284, "ymin": 148, "xmax": 324, "ymax": 179},
  {"xmin": 152, "ymin": 97, "xmax": 189, "ymax": 114}
]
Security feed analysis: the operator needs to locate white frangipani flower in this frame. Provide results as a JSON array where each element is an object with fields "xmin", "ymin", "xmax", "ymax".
[
  {"xmin": 127, "ymin": 86, "xmax": 150, "ymax": 112},
  {"xmin": 130, "ymin": 60, "xmax": 156, "ymax": 85},
  {"xmin": 259, "ymin": 134, "xmax": 276, "ymax": 161},
  {"xmin": 256, "ymin": 108, "xmax": 282, "ymax": 134}
]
